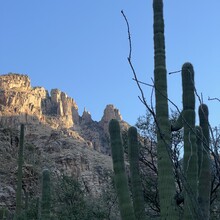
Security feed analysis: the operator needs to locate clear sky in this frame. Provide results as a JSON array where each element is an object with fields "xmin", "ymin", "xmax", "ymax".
[{"xmin": 1, "ymin": 1, "xmax": 220, "ymax": 127}]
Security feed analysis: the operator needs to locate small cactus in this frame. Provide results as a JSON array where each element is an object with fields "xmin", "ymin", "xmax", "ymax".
[
  {"xmin": 41, "ymin": 169, "xmax": 51, "ymax": 220},
  {"xmin": 15, "ymin": 124, "xmax": 25, "ymax": 217}
]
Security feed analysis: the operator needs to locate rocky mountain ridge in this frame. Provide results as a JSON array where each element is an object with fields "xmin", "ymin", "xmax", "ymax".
[
  {"xmin": 0, "ymin": 73, "xmax": 130, "ymax": 211},
  {"xmin": 0, "ymin": 73, "xmax": 123, "ymax": 126},
  {"xmin": 0, "ymin": 73, "xmax": 129, "ymax": 153}
]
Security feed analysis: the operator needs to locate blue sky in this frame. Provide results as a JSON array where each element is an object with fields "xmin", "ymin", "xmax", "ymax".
[{"xmin": 1, "ymin": 1, "xmax": 220, "ymax": 126}]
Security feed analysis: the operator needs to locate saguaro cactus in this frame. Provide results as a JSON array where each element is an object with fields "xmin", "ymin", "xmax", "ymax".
[
  {"xmin": 128, "ymin": 127, "xmax": 146, "ymax": 220},
  {"xmin": 198, "ymin": 104, "xmax": 211, "ymax": 220},
  {"xmin": 41, "ymin": 169, "xmax": 51, "ymax": 220},
  {"xmin": 15, "ymin": 124, "xmax": 25, "ymax": 217},
  {"xmin": 109, "ymin": 119, "xmax": 135, "ymax": 220},
  {"xmin": 181, "ymin": 63, "xmax": 198, "ymax": 220},
  {"xmin": 153, "ymin": 0, "xmax": 178, "ymax": 218}
]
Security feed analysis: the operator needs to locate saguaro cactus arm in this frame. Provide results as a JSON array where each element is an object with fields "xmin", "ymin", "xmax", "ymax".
[
  {"xmin": 198, "ymin": 104, "xmax": 211, "ymax": 220},
  {"xmin": 181, "ymin": 63, "xmax": 198, "ymax": 220},
  {"xmin": 196, "ymin": 126, "xmax": 203, "ymax": 178},
  {"xmin": 171, "ymin": 111, "xmax": 183, "ymax": 131}
]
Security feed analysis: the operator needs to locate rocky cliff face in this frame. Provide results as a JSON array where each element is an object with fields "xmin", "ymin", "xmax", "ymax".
[
  {"xmin": 0, "ymin": 73, "xmax": 126, "ymax": 130},
  {"xmin": 0, "ymin": 73, "xmax": 129, "ymax": 154},
  {"xmin": 0, "ymin": 73, "xmax": 79, "ymax": 128},
  {"xmin": 0, "ymin": 73, "xmax": 130, "ymax": 211}
]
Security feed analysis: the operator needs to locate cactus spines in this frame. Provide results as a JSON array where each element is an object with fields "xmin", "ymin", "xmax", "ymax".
[
  {"xmin": 128, "ymin": 127, "xmax": 146, "ymax": 220},
  {"xmin": 15, "ymin": 124, "xmax": 25, "ymax": 217},
  {"xmin": 153, "ymin": 0, "xmax": 178, "ymax": 218},
  {"xmin": 181, "ymin": 63, "xmax": 198, "ymax": 219},
  {"xmin": 198, "ymin": 104, "xmax": 211, "ymax": 220},
  {"xmin": 41, "ymin": 169, "xmax": 51, "ymax": 220}
]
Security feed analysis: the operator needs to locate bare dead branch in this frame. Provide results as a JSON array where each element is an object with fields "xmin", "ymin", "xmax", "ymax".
[
  {"xmin": 121, "ymin": 10, "xmax": 132, "ymax": 60},
  {"xmin": 208, "ymin": 97, "xmax": 220, "ymax": 102},
  {"xmin": 168, "ymin": 70, "xmax": 181, "ymax": 75},
  {"xmin": 132, "ymin": 78, "xmax": 154, "ymax": 87}
]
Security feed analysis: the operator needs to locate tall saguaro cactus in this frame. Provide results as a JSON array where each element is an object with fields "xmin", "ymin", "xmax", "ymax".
[
  {"xmin": 15, "ymin": 124, "xmax": 25, "ymax": 217},
  {"xmin": 109, "ymin": 119, "xmax": 135, "ymax": 220},
  {"xmin": 181, "ymin": 63, "xmax": 198, "ymax": 220},
  {"xmin": 171, "ymin": 63, "xmax": 205, "ymax": 219},
  {"xmin": 128, "ymin": 127, "xmax": 146, "ymax": 220},
  {"xmin": 153, "ymin": 0, "xmax": 178, "ymax": 218},
  {"xmin": 41, "ymin": 169, "xmax": 51, "ymax": 220},
  {"xmin": 198, "ymin": 104, "xmax": 211, "ymax": 220}
]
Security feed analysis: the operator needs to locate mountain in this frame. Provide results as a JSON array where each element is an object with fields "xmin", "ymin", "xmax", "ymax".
[{"xmin": 0, "ymin": 73, "xmax": 130, "ymax": 211}]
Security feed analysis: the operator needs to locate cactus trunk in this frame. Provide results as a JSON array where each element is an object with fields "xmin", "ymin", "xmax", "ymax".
[
  {"xmin": 41, "ymin": 169, "xmax": 51, "ymax": 220},
  {"xmin": 15, "ymin": 124, "xmax": 25, "ymax": 218},
  {"xmin": 198, "ymin": 104, "xmax": 211, "ymax": 220},
  {"xmin": 109, "ymin": 119, "xmax": 135, "ymax": 220},
  {"xmin": 181, "ymin": 63, "xmax": 198, "ymax": 219},
  {"xmin": 128, "ymin": 127, "xmax": 146, "ymax": 220},
  {"xmin": 153, "ymin": 0, "xmax": 178, "ymax": 218}
]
